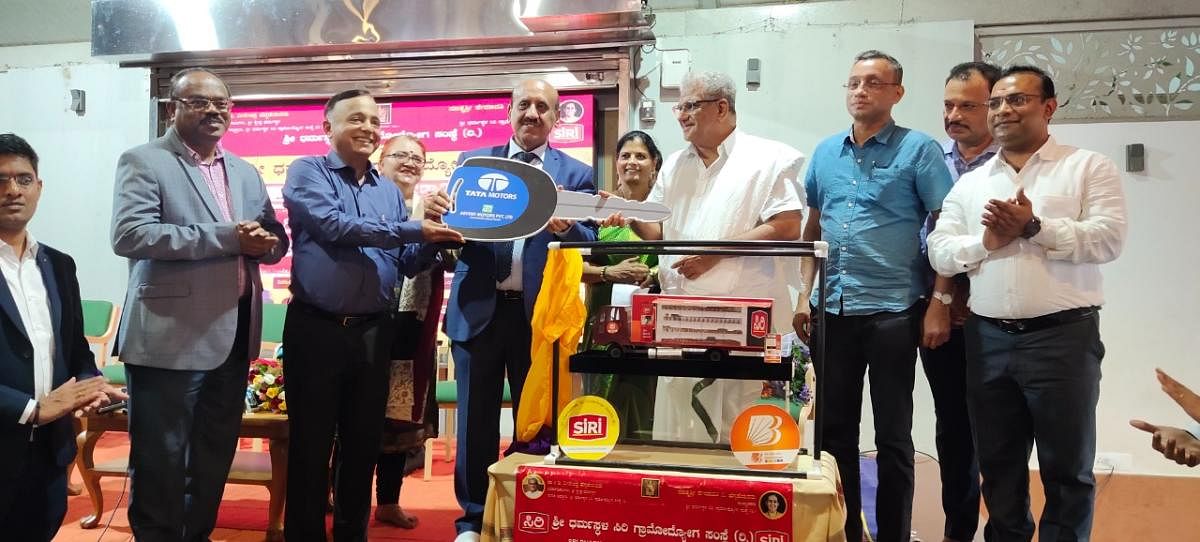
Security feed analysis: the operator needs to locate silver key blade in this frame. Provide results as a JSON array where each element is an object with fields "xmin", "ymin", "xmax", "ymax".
[{"xmin": 552, "ymin": 190, "xmax": 671, "ymax": 223}]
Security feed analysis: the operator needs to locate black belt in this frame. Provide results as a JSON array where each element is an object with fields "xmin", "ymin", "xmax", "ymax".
[
  {"xmin": 497, "ymin": 290, "xmax": 524, "ymax": 301},
  {"xmin": 975, "ymin": 306, "xmax": 1099, "ymax": 334},
  {"xmin": 291, "ymin": 300, "xmax": 386, "ymax": 327}
]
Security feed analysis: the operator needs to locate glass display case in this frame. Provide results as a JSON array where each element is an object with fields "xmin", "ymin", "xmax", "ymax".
[{"xmin": 545, "ymin": 239, "xmax": 829, "ymax": 479}]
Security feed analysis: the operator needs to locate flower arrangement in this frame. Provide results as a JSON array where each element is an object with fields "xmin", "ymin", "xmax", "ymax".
[
  {"xmin": 247, "ymin": 357, "xmax": 287, "ymax": 414},
  {"xmin": 762, "ymin": 339, "xmax": 813, "ymax": 407},
  {"xmin": 789, "ymin": 340, "xmax": 813, "ymax": 407}
]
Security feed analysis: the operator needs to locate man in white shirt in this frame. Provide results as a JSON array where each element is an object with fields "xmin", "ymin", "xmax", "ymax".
[
  {"xmin": 0, "ymin": 133, "xmax": 124, "ymax": 541},
  {"xmin": 927, "ymin": 65, "xmax": 1127, "ymax": 541},
  {"xmin": 629, "ymin": 70, "xmax": 805, "ymax": 443}
]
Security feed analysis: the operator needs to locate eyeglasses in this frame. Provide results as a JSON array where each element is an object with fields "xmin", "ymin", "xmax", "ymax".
[
  {"xmin": 671, "ymin": 99, "xmax": 720, "ymax": 114},
  {"xmin": 843, "ymin": 79, "xmax": 900, "ymax": 91},
  {"xmin": 0, "ymin": 174, "xmax": 37, "ymax": 189},
  {"xmin": 987, "ymin": 93, "xmax": 1044, "ymax": 110},
  {"xmin": 173, "ymin": 97, "xmax": 233, "ymax": 112},
  {"xmin": 943, "ymin": 101, "xmax": 987, "ymax": 114},
  {"xmin": 384, "ymin": 152, "xmax": 425, "ymax": 165}
]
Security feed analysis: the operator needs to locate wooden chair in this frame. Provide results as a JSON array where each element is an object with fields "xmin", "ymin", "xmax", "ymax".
[
  {"xmin": 81, "ymin": 300, "xmax": 120, "ymax": 367},
  {"xmin": 69, "ymin": 300, "xmax": 121, "ymax": 495}
]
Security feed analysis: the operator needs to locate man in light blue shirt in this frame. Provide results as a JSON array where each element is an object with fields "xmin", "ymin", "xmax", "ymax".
[{"xmin": 794, "ymin": 50, "xmax": 953, "ymax": 542}]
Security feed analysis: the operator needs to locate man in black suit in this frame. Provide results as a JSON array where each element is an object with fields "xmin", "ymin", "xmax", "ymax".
[{"xmin": 0, "ymin": 133, "xmax": 125, "ymax": 541}]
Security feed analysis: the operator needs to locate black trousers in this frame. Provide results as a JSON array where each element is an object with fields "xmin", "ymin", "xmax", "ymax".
[
  {"xmin": 375, "ymin": 447, "xmax": 423, "ymax": 504},
  {"xmin": 965, "ymin": 312, "xmax": 1103, "ymax": 542},
  {"xmin": 818, "ymin": 304, "xmax": 920, "ymax": 542},
  {"xmin": 283, "ymin": 305, "xmax": 393, "ymax": 542},
  {"xmin": 126, "ymin": 295, "xmax": 251, "ymax": 542},
  {"xmin": 452, "ymin": 297, "xmax": 533, "ymax": 534},
  {"xmin": 919, "ymin": 327, "xmax": 980, "ymax": 542},
  {"xmin": 0, "ymin": 430, "xmax": 67, "ymax": 542}
]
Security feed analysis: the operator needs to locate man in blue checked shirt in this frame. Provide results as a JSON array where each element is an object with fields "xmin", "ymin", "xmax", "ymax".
[
  {"xmin": 915, "ymin": 61, "xmax": 1002, "ymax": 542},
  {"xmin": 281, "ymin": 89, "xmax": 463, "ymax": 542},
  {"xmin": 792, "ymin": 50, "xmax": 954, "ymax": 542}
]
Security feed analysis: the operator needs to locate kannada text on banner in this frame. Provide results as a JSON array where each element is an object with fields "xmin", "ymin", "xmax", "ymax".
[
  {"xmin": 514, "ymin": 465, "xmax": 794, "ymax": 542},
  {"xmin": 221, "ymin": 93, "xmax": 596, "ymax": 302}
]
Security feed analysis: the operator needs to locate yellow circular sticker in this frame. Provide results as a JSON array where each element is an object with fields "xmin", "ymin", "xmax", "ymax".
[
  {"xmin": 557, "ymin": 395, "xmax": 620, "ymax": 460},
  {"xmin": 730, "ymin": 404, "xmax": 800, "ymax": 471}
]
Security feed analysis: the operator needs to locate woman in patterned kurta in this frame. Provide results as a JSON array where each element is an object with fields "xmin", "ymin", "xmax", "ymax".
[{"xmin": 373, "ymin": 135, "xmax": 454, "ymax": 529}]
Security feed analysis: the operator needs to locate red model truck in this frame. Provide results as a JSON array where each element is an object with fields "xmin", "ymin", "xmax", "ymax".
[{"xmin": 590, "ymin": 294, "xmax": 776, "ymax": 361}]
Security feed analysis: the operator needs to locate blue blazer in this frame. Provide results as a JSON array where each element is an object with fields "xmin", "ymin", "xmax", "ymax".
[
  {"xmin": 0, "ymin": 245, "xmax": 99, "ymax": 480},
  {"xmin": 444, "ymin": 145, "xmax": 597, "ymax": 342}
]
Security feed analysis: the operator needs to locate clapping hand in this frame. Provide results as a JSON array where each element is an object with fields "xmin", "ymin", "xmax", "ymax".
[
  {"xmin": 237, "ymin": 220, "xmax": 280, "ymax": 257},
  {"xmin": 35, "ymin": 377, "xmax": 109, "ymax": 424},
  {"xmin": 981, "ymin": 187, "xmax": 1034, "ymax": 250},
  {"xmin": 1129, "ymin": 419, "xmax": 1200, "ymax": 467},
  {"xmin": 1157, "ymin": 368, "xmax": 1200, "ymax": 423},
  {"xmin": 1129, "ymin": 368, "xmax": 1200, "ymax": 467}
]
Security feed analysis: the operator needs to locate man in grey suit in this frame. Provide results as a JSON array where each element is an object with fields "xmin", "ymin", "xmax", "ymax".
[{"xmin": 111, "ymin": 67, "xmax": 288, "ymax": 542}]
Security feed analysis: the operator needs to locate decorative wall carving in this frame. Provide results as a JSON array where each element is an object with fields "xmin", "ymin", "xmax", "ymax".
[{"xmin": 981, "ymin": 28, "xmax": 1200, "ymax": 121}]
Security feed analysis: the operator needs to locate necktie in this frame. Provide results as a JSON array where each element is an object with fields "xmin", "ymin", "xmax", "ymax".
[{"xmin": 496, "ymin": 151, "xmax": 538, "ymax": 282}]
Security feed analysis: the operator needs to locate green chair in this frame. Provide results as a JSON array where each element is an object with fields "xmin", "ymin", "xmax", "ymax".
[
  {"xmin": 100, "ymin": 364, "xmax": 126, "ymax": 386},
  {"xmin": 261, "ymin": 303, "xmax": 287, "ymax": 358},
  {"xmin": 81, "ymin": 300, "xmax": 120, "ymax": 367},
  {"xmin": 427, "ymin": 349, "xmax": 512, "ymax": 480}
]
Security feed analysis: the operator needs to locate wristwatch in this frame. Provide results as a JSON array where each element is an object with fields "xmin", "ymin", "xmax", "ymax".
[
  {"xmin": 932, "ymin": 291, "xmax": 954, "ymax": 305},
  {"xmin": 1020, "ymin": 216, "xmax": 1042, "ymax": 239}
]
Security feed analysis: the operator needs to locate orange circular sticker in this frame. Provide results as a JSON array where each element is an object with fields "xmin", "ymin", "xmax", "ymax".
[
  {"xmin": 557, "ymin": 395, "xmax": 620, "ymax": 460},
  {"xmin": 730, "ymin": 404, "xmax": 800, "ymax": 471}
]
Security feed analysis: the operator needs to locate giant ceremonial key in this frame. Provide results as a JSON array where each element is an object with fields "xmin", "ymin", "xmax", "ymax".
[{"xmin": 443, "ymin": 156, "xmax": 671, "ymax": 241}]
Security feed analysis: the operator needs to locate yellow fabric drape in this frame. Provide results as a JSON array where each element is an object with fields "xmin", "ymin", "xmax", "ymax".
[{"xmin": 515, "ymin": 248, "xmax": 585, "ymax": 442}]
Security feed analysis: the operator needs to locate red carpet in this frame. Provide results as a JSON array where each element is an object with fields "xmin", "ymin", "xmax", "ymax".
[{"xmin": 55, "ymin": 432, "xmax": 466, "ymax": 541}]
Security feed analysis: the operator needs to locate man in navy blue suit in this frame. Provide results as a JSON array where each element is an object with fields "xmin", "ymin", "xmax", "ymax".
[
  {"xmin": 446, "ymin": 79, "xmax": 597, "ymax": 542},
  {"xmin": 0, "ymin": 133, "xmax": 124, "ymax": 541}
]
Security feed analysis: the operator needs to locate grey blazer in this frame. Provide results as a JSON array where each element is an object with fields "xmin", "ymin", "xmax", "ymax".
[{"xmin": 111, "ymin": 126, "xmax": 288, "ymax": 370}]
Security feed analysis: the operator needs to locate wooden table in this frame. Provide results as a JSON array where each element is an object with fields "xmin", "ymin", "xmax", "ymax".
[
  {"xmin": 75, "ymin": 411, "xmax": 289, "ymax": 541},
  {"xmin": 483, "ymin": 445, "xmax": 847, "ymax": 542}
]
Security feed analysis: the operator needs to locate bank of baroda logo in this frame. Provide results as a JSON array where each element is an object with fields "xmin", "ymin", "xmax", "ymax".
[{"xmin": 730, "ymin": 404, "xmax": 800, "ymax": 471}]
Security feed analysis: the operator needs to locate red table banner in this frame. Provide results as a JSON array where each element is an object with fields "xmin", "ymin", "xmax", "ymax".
[{"xmin": 514, "ymin": 465, "xmax": 795, "ymax": 542}]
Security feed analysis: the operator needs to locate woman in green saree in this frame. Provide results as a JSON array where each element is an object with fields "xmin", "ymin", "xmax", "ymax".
[{"xmin": 581, "ymin": 130, "xmax": 663, "ymax": 440}]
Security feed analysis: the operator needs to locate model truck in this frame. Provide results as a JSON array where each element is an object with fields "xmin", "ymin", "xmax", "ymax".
[{"xmin": 590, "ymin": 294, "xmax": 774, "ymax": 361}]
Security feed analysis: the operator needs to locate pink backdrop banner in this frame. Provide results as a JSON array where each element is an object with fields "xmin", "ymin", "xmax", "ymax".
[
  {"xmin": 224, "ymin": 94, "xmax": 594, "ymax": 158},
  {"xmin": 220, "ymin": 93, "xmax": 596, "ymax": 303}
]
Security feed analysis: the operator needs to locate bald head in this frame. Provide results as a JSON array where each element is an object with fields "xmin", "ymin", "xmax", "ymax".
[{"xmin": 508, "ymin": 79, "xmax": 560, "ymax": 151}]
